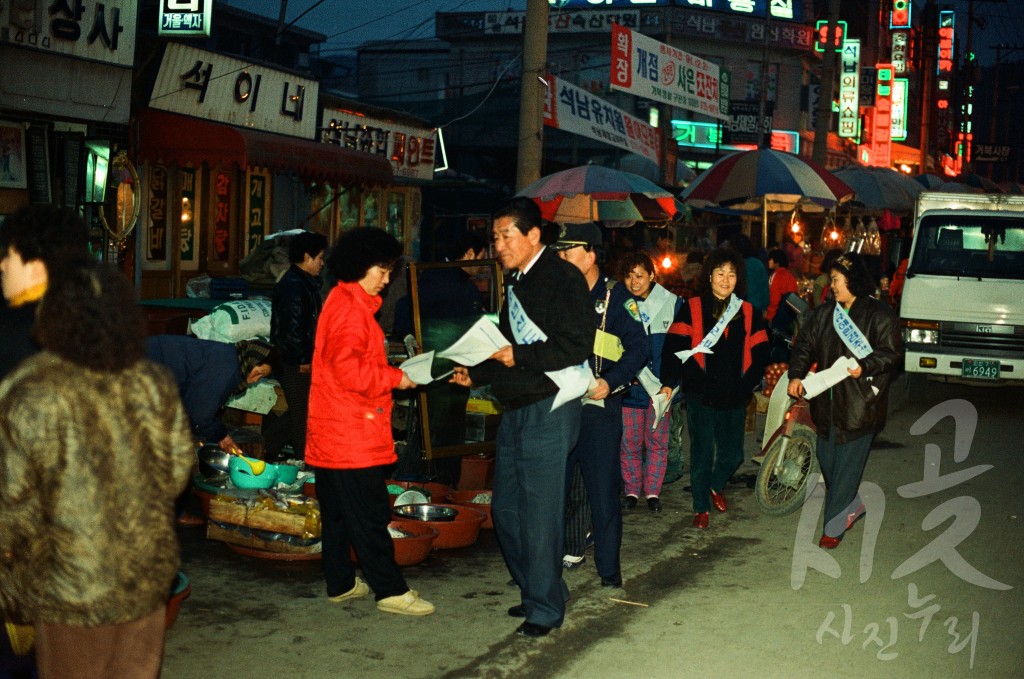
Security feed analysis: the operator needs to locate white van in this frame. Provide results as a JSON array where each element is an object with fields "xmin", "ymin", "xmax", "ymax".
[{"xmin": 900, "ymin": 191, "xmax": 1024, "ymax": 384}]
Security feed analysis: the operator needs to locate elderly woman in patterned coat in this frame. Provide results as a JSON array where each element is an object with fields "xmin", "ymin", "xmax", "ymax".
[{"xmin": 0, "ymin": 264, "xmax": 194, "ymax": 679}]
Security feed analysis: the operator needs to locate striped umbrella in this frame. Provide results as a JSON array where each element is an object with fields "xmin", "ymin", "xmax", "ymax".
[
  {"xmin": 680, "ymin": 149, "xmax": 854, "ymax": 212},
  {"xmin": 517, "ymin": 165, "xmax": 683, "ymax": 227}
]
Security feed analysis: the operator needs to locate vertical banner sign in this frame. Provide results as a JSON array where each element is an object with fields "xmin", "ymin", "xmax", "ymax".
[
  {"xmin": 214, "ymin": 172, "xmax": 231, "ymax": 262},
  {"xmin": 872, "ymin": 64, "xmax": 894, "ymax": 167},
  {"xmin": 246, "ymin": 172, "xmax": 267, "ymax": 256},
  {"xmin": 838, "ymin": 39, "xmax": 861, "ymax": 139},
  {"xmin": 936, "ymin": 11, "xmax": 955, "ymax": 154},
  {"xmin": 609, "ymin": 24, "xmax": 729, "ymax": 121},
  {"xmin": 180, "ymin": 167, "xmax": 198, "ymax": 271},
  {"xmin": 891, "ymin": 78, "xmax": 908, "ymax": 141},
  {"xmin": 147, "ymin": 165, "xmax": 168, "ymax": 261},
  {"xmin": 891, "ymin": 32, "xmax": 908, "ymax": 74}
]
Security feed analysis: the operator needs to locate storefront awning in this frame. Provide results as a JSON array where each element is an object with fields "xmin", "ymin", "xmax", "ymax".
[{"xmin": 137, "ymin": 109, "xmax": 393, "ymax": 187}]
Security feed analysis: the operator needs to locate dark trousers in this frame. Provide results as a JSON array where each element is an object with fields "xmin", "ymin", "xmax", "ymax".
[
  {"xmin": 685, "ymin": 399, "xmax": 746, "ymax": 513},
  {"xmin": 316, "ymin": 465, "xmax": 408, "ymax": 601},
  {"xmin": 816, "ymin": 429, "xmax": 874, "ymax": 538},
  {"xmin": 563, "ymin": 463, "xmax": 591, "ymax": 557},
  {"xmin": 565, "ymin": 399, "xmax": 623, "ymax": 578},
  {"xmin": 494, "ymin": 395, "xmax": 580, "ymax": 628},
  {"xmin": 279, "ymin": 363, "xmax": 312, "ymax": 458}
]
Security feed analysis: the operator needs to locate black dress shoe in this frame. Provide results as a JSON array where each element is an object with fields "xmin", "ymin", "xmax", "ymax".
[
  {"xmin": 516, "ymin": 622, "xmax": 552, "ymax": 637},
  {"xmin": 647, "ymin": 497, "xmax": 662, "ymax": 512},
  {"xmin": 600, "ymin": 573, "xmax": 623, "ymax": 588},
  {"xmin": 621, "ymin": 495, "xmax": 638, "ymax": 509},
  {"xmin": 508, "ymin": 604, "xmax": 526, "ymax": 618}
]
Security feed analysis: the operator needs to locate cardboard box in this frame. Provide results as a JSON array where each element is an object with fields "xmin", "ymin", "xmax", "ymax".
[
  {"xmin": 206, "ymin": 523, "xmax": 321, "ymax": 555},
  {"xmin": 208, "ymin": 496, "xmax": 320, "ymax": 538}
]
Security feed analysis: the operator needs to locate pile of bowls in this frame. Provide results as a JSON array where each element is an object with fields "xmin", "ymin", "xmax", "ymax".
[
  {"xmin": 392, "ymin": 503, "xmax": 485, "ymax": 549},
  {"xmin": 446, "ymin": 490, "xmax": 493, "ymax": 529},
  {"xmin": 228, "ymin": 455, "xmax": 278, "ymax": 489},
  {"xmin": 196, "ymin": 444, "xmax": 231, "ymax": 481}
]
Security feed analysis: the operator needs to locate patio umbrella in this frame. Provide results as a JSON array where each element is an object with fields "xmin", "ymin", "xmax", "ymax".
[
  {"xmin": 614, "ymin": 154, "xmax": 697, "ymax": 186},
  {"xmin": 680, "ymin": 149, "xmax": 854, "ymax": 212},
  {"xmin": 679, "ymin": 149, "xmax": 853, "ymax": 245},
  {"xmin": 517, "ymin": 165, "xmax": 683, "ymax": 227},
  {"xmin": 915, "ymin": 173, "xmax": 945, "ymax": 189},
  {"xmin": 935, "ymin": 181, "xmax": 983, "ymax": 194},
  {"xmin": 832, "ymin": 166, "xmax": 923, "ymax": 212},
  {"xmin": 950, "ymin": 173, "xmax": 1005, "ymax": 193}
]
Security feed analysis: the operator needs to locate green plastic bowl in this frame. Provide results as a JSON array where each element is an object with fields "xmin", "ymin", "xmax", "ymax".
[
  {"xmin": 273, "ymin": 463, "xmax": 299, "ymax": 485},
  {"xmin": 228, "ymin": 456, "xmax": 278, "ymax": 489}
]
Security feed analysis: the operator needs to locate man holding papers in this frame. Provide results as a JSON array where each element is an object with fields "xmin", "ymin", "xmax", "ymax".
[
  {"xmin": 554, "ymin": 224, "xmax": 648, "ymax": 586},
  {"xmin": 660, "ymin": 248, "xmax": 769, "ymax": 529},
  {"xmin": 786, "ymin": 252, "xmax": 901, "ymax": 549},
  {"xmin": 450, "ymin": 198, "xmax": 593, "ymax": 638}
]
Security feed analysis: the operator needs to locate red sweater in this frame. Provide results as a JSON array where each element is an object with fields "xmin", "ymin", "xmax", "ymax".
[
  {"xmin": 306, "ymin": 282, "xmax": 404, "ymax": 469},
  {"xmin": 766, "ymin": 266, "xmax": 798, "ymax": 321}
]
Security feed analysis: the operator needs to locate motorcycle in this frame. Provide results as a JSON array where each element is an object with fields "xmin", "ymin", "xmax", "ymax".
[{"xmin": 753, "ymin": 371, "xmax": 820, "ymax": 516}]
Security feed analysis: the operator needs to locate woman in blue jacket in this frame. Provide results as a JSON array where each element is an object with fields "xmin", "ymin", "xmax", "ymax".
[{"xmin": 618, "ymin": 252, "xmax": 683, "ymax": 513}]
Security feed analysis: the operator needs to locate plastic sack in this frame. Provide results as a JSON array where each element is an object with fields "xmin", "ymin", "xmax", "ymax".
[{"xmin": 190, "ymin": 300, "xmax": 272, "ymax": 343}]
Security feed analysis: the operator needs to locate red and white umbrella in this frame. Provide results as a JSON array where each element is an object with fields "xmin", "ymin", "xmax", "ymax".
[{"xmin": 517, "ymin": 165, "xmax": 683, "ymax": 227}]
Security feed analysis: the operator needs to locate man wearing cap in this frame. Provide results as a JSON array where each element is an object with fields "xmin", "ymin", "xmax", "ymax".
[
  {"xmin": 553, "ymin": 222, "xmax": 648, "ymax": 589},
  {"xmin": 450, "ymin": 198, "xmax": 593, "ymax": 638}
]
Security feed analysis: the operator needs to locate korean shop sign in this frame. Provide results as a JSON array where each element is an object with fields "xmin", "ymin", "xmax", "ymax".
[
  {"xmin": 837, "ymin": 39, "xmax": 861, "ymax": 139},
  {"xmin": 150, "ymin": 43, "xmax": 317, "ymax": 138},
  {"xmin": 543, "ymin": 75, "xmax": 661, "ymax": 165},
  {"xmin": 611, "ymin": 23, "xmax": 729, "ymax": 121},
  {"xmin": 320, "ymin": 109, "xmax": 437, "ymax": 181},
  {"xmin": 0, "ymin": 0, "xmax": 137, "ymax": 67},
  {"xmin": 159, "ymin": 0, "xmax": 212, "ymax": 37}
]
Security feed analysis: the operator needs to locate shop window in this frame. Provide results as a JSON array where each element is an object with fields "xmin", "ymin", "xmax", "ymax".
[
  {"xmin": 362, "ymin": 190, "xmax": 382, "ymax": 228},
  {"xmin": 337, "ymin": 187, "xmax": 359, "ymax": 238},
  {"xmin": 386, "ymin": 191, "xmax": 406, "ymax": 241}
]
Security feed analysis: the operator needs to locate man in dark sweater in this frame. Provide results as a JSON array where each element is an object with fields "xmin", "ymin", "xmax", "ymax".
[{"xmin": 451, "ymin": 198, "xmax": 593, "ymax": 638}]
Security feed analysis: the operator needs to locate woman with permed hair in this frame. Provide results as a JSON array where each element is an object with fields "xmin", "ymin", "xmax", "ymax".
[
  {"xmin": 306, "ymin": 227, "xmax": 435, "ymax": 616},
  {"xmin": 659, "ymin": 247, "xmax": 770, "ymax": 528},
  {"xmin": 786, "ymin": 251, "xmax": 902, "ymax": 549},
  {"xmin": 0, "ymin": 264, "xmax": 194, "ymax": 678}
]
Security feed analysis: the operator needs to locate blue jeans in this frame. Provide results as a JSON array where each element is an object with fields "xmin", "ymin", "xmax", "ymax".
[{"xmin": 493, "ymin": 395, "xmax": 580, "ymax": 628}]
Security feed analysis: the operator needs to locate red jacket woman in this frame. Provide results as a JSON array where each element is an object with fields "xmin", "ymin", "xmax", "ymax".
[
  {"xmin": 306, "ymin": 280, "xmax": 403, "ymax": 469},
  {"xmin": 306, "ymin": 227, "xmax": 434, "ymax": 618}
]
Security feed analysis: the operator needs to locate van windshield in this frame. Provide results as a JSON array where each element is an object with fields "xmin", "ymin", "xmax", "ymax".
[{"xmin": 910, "ymin": 216, "xmax": 1024, "ymax": 280}]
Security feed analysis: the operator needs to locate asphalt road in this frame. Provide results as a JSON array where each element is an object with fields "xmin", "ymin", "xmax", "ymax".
[{"xmin": 162, "ymin": 376, "xmax": 1024, "ymax": 678}]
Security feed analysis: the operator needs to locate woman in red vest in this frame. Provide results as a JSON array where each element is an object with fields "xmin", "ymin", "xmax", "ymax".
[{"xmin": 659, "ymin": 248, "xmax": 770, "ymax": 528}]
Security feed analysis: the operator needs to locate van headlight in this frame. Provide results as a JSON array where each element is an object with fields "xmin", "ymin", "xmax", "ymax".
[{"xmin": 901, "ymin": 320, "xmax": 939, "ymax": 344}]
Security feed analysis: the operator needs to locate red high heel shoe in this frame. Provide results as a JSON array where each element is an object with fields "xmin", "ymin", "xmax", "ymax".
[
  {"xmin": 818, "ymin": 534, "xmax": 842, "ymax": 549},
  {"xmin": 711, "ymin": 490, "xmax": 727, "ymax": 513},
  {"xmin": 692, "ymin": 512, "xmax": 709, "ymax": 529}
]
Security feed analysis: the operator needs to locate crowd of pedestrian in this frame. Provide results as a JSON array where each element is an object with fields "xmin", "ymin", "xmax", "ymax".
[{"xmin": 0, "ymin": 199, "xmax": 902, "ymax": 668}]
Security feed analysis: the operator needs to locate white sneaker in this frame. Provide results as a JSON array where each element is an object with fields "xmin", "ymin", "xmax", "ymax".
[
  {"xmin": 329, "ymin": 577, "xmax": 368, "ymax": 603},
  {"xmin": 377, "ymin": 590, "xmax": 435, "ymax": 616}
]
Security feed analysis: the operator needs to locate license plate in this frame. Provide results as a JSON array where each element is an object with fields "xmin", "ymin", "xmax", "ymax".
[{"xmin": 962, "ymin": 358, "xmax": 1000, "ymax": 380}]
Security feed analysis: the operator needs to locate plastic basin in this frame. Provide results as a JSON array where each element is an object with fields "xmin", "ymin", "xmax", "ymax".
[
  {"xmin": 393, "ymin": 503, "xmax": 485, "ymax": 549},
  {"xmin": 349, "ymin": 521, "xmax": 439, "ymax": 567},
  {"xmin": 445, "ymin": 490, "xmax": 494, "ymax": 529}
]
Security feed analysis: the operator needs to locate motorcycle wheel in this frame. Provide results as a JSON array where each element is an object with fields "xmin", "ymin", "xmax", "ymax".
[{"xmin": 754, "ymin": 424, "xmax": 819, "ymax": 516}]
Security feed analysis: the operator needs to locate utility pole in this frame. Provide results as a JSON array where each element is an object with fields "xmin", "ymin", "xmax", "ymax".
[
  {"xmin": 811, "ymin": 0, "xmax": 841, "ymax": 165},
  {"xmin": 515, "ymin": 0, "xmax": 549, "ymax": 192}
]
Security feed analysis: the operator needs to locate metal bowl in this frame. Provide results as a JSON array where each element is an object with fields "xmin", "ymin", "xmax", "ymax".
[
  {"xmin": 197, "ymin": 445, "xmax": 231, "ymax": 479},
  {"xmin": 393, "ymin": 490, "xmax": 429, "ymax": 507},
  {"xmin": 393, "ymin": 504, "xmax": 459, "ymax": 522}
]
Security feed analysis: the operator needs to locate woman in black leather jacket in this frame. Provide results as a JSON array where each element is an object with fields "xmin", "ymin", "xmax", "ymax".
[
  {"xmin": 787, "ymin": 252, "xmax": 902, "ymax": 549},
  {"xmin": 270, "ymin": 231, "xmax": 327, "ymax": 459}
]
